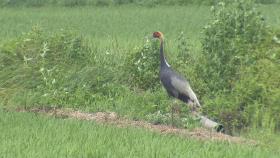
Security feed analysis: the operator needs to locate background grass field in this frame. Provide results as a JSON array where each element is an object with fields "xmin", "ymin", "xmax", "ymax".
[
  {"xmin": 0, "ymin": 1, "xmax": 280, "ymax": 157},
  {"xmin": 0, "ymin": 5, "xmax": 280, "ymax": 44}
]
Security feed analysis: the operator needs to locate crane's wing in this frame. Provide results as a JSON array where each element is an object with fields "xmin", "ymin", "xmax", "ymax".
[{"xmin": 171, "ymin": 76, "xmax": 201, "ymax": 107}]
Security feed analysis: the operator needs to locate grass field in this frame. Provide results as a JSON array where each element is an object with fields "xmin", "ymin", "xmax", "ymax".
[
  {"xmin": 0, "ymin": 109, "xmax": 279, "ymax": 158},
  {"xmin": 0, "ymin": 6, "xmax": 208, "ymax": 46},
  {"xmin": 0, "ymin": 5, "xmax": 279, "ymax": 46},
  {"xmin": 1, "ymin": 3, "xmax": 280, "ymax": 157}
]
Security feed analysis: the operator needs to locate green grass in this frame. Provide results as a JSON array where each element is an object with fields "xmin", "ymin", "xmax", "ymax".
[
  {"xmin": 0, "ymin": 6, "xmax": 209, "ymax": 47},
  {"xmin": 0, "ymin": 109, "xmax": 279, "ymax": 158},
  {"xmin": 0, "ymin": 5, "xmax": 279, "ymax": 45},
  {"xmin": 0, "ymin": 4, "xmax": 280, "ymax": 155}
]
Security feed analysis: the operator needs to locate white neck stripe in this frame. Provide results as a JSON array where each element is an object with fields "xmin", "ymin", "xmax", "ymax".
[{"xmin": 164, "ymin": 58, "xmax": 171, "ymax": 67}]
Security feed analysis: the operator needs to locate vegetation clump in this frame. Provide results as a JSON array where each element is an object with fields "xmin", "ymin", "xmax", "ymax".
[
  {"xmin": 0, "ymin": 27, "xmax": 98, "ymax": 107},
  {"xmin": 0, "ymin": 27, "xmax": 174, "ymax": 123},
  {"xmin": 197, "ymin": 0, "xmax": 280, "ymax": 132},
  {"xmin": 126, "ymin": 38, "xmax": 160, "ymax": 90}
]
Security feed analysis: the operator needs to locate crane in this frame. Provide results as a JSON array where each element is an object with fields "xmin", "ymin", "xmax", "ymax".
[
  {"xmin": 153, "ymin": 31, "xmax": 201, "ymax": 111},
  {"xmin": 153, "ymin": 31, "xmax": 224, "ymax": 132}
]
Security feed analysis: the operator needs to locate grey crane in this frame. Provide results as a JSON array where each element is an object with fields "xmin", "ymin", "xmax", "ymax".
[
  {"xmin": 153, "ymin": 31, "xmax": 224, "ymax": 132},
  {"xmin": 153, "ymin": 31, "xmax": 201, "ymax": 111}
]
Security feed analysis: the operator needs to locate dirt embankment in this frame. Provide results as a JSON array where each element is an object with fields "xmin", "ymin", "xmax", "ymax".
[{"xmin": 14, "ymin": 107, "xmax": 257, "ymax": 145}]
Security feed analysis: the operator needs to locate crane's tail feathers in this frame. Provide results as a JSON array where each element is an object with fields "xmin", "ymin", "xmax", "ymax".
[
  {"xmin": 186, "ymin": 86, "xmax": 201, "ymax": 108},
  {"xmin": 195, "ymin": 100, "xmax": 201, "ymax": 108}
]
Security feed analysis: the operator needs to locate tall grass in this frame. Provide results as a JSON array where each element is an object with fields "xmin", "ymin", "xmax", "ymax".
[{"xmin": 1, "ymin": 109, "xmax": 279, "ymax": 158}]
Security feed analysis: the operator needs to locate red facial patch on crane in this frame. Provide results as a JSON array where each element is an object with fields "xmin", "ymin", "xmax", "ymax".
[{"xmin": 153, "ymin": 31, "xmax": 162, "ymax": 38}]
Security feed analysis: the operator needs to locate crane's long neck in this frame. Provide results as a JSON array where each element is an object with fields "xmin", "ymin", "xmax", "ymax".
[{"xmin": 159, "ymin": 38, "xmax": 170, "ymax": 68}]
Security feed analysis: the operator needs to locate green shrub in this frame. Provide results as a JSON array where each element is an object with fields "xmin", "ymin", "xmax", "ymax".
[
  {"xmin": 199, "ymin": 0, "xmax": 280, "ymax": 132},
  {"xmin": 126, "ymin": 38, "xmax": 160, "ymax": 90},
  {"xmin": 173, "ymin": 32, "xmax": 210, "ymax": 98},
  {"xmin": 201, "ymin": 0, "xmax": 267, "ymax": 93},
  {"xmin": 0, "ymin": 26, "xmax": 92, "ymax": 105},
  {"xmin": 204, "ymin": 40, "xmax": 280, "ymax": 132}
]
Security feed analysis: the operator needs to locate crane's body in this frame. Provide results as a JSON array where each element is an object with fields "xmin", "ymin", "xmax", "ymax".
[
  {"xmin": 154, "ymin": 31, "xmax": 201, "ymax": 110},
  {"xmin": 153, "ymin": 31, "xmax": 224, "ymax": 133},
  {"xmin": 160, "ymin": 65, "xmax": 201, "ymax": 108}
]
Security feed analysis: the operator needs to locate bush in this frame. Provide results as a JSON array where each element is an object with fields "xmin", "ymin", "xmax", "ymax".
[
  {"xmin": 173, "ymin": 32, "xmax": 210, "ymax": 98},
  {"xmin": 0, "ymin": 26, "xmax": 96, "ymax": 106},
  {"xmin": 201, "ymin": 0, "xmax": 267, "ymax": 93},
  {"xmin": 199, "ymin": 0, "xmax": 280, "ymax": 132},
  {"xmin": 126, "ymin": 38, "xmax": 160, "ymax": 90},
  {"xmin": 0, "ymin": 26, "xmax": 89, "ymax": 87},
  {"xmin": 204, "ymin": 37, "xmax": 280, "ymax": 132}
]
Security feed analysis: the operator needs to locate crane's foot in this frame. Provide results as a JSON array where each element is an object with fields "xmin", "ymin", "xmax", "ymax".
[{"xmin": 188, "ymin": 101, "xmax": 201, "ymax": 114}]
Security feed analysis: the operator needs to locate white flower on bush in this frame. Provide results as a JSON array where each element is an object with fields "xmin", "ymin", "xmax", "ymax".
[
  {"xmin": 51, "ymin": 79, "xmax": 56, "ymax": 84},
  {"xmin": 23, "ymin": 38, "xmax": 31, "ymax": 42},
  {"xmin": 41, "ymin": 42, "xmax": 49, "ymax": 58},
  {"xmin": 39, "ymin": 67, "xmax": 44, "ymax": 73},
  {"xmin": 23, "ymin": 56, "xmax": 32, "ymax": 63},
  {"xmin": 135, "ymin": 59, "xmax": 141, "ymax": 64},
  {"xmin": 105, "ymin": 50, "xmax": 110, "ymax": 55},
  {"xmin": 43, "ymin": 93, "xmax": 48, "ymax": 97},
  {"xmin": 218, "ymin": 2, "xmax": 225, "ymax": 7},
  {"xmin": 211, "ymin": 6, "xmax": 215, "ymax": 11},
  {"xmin": 213, "ymin": 20, "xmax": 219, "ymax": 25},
  {"xmin": 273, "ymin": 36, "xmax": 280, "ymax": 44}
]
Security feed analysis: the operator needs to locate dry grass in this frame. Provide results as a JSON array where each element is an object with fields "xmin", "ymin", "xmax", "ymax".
[{"xmin": 14, "ymin": 107, "xmax": 257, "ymax": 145}]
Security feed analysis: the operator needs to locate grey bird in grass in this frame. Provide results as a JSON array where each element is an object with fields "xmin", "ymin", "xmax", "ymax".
[
  {"xmin": 153, "ymin": 31, "xmax": 224, "ymax": 133},
  {"xmin": 153, "ymin": 31, "xmax": 201, "ymax": 111}
]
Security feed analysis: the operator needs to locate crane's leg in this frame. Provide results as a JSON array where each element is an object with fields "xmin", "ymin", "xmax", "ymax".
[
  {"xmin": 188, "ymin": 100, "xmax": 201, "ymax": 114},
  {"xmin": 170, "ymin": 99, "xmax": 180, "ymax": 127}
]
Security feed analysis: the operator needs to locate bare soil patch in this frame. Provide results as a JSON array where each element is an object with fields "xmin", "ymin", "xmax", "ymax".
[{"xmin": 14, "ymin": 107, "xmax": 257, "ymax": 145}]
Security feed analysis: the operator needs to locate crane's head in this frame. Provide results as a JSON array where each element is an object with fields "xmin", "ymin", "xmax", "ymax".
[{"xmin": 153, "ymin": 31, "xmax": 164, "ymax": 39}]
